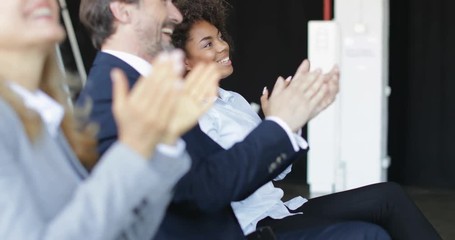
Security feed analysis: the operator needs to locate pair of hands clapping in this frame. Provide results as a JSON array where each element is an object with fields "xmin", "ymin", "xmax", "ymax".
[
  {"xmin": 111, "ymin": 50, "xmax": 221, "ymax": 158},
  {"xmin": 261, "ymin": 59, "xmax": 340, "ymax": 132}
]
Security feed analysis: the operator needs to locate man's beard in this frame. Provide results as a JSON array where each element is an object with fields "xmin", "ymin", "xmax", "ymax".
[
  {"xmin": 145, "ymin": 31, "xmax": 176, "ymax": 58},
  {"xmin": 161, "ymin": 40, "xmax": 175, "ymax": 52},
  {"xmin": 145, "ymin": 37, "xmax": 165, "ymax": 58},
  {"xmin": 160, "ymin": 20, "xmax": 177, "ymax": 52}
]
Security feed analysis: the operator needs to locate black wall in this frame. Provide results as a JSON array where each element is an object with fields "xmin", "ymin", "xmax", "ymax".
[
  {"xmin": 388, "ymin": 0, "xmax": 455, "ymax": 188},
  {"xmin": 222, "ymin": 0, "xmax": 324, "ymax": 184}
]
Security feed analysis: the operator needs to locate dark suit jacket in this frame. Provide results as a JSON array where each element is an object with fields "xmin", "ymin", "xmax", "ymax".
[{"xmin": 77, "ymin": 52, "xmax": 307, "ymax": 239}]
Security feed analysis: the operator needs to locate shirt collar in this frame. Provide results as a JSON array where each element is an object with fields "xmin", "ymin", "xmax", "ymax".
[
  {"xmin": 102, "ymin": 50, "xmax": 152, "ymax": 76},
  {"xmin": 9, "ymin": 83, "xmax": 64, "ymax": 137},
  {"xmin": 218, "ymin": 88, "xmax": 235, "ymax": 103}
]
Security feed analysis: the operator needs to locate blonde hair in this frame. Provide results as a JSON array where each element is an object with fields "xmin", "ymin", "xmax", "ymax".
[{"xmin": 0, "ymin": 50, "xmax": 99, "ymax": 170}]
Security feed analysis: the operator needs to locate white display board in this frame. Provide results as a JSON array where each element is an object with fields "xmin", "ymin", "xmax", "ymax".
[{"xmin": 307, "ymin": 0, "xmax": 390, "ymax": 197}]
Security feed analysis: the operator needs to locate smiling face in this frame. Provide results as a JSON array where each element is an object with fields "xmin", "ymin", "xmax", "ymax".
[
  {"xmin": 160, "ymin": 0, "xmax": 183, "ymax": 45},
  {"xmin": 0, "ymin": 0, "xmax": 65, "ymax": 50},
  {"xmin": 184, "ymin": 20, "xmax": 233, "ymax": 79},
  {"xmin": 127, "ymin": 0, "xmax": 182, "ymax": 57}
]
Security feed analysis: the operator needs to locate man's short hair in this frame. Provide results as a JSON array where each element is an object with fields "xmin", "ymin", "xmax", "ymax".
[{"xmin": 79, "ymin": 0, "xmax": 139, "ymax": 49}]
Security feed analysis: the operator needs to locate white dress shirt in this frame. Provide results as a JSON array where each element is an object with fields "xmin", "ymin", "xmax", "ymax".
[
  {"xmin": 199, "ymin": 88, "xmax": 308, "ymax": 235},
  {"xmin": 9, "ymin": 83, "xmax": 64, "ymax": 137}
]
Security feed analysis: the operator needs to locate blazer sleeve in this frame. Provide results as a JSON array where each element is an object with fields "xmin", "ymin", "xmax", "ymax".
[
  {"xmin": 175, "ymin": 120, "xmax": 306, "ymax": 213},
  {"xmin": 0, "ymin": 116, "xmax": 190, "ymax": 240}
]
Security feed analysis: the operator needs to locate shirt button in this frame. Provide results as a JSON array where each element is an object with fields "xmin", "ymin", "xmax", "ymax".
[
  {"xmin": 269, "ymin": 162, "xmax": 277, "ymax": 173},
  {"xmin": 276, "ymin": 156, "xmax": 283, "ymax": 164}
]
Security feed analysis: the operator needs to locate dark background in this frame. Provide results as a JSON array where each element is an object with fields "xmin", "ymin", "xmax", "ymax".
[{"xmin": 62, "ymin": 0, "xmax": 455, "ymax": 189}]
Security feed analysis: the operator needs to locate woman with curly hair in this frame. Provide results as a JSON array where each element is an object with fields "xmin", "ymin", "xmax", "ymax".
[{"xmin": 172, "ymin": 0, "xmax": 442, "ymax": 239}]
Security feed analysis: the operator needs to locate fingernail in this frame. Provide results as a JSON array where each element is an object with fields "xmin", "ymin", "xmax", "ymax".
[
  {"xmin": 167, "ymin": 51, "xmax": 184, "ymax": 73},
  {"xmin": 285, "ymin": 76, "xmax": 292, "ymax": 82},
  {"xmin": 173, "ymin": 61, "xmax": 184, "ymax": 75},
  {"xmin": 170, "ymin": 49, "xmax": 184, "ymax": 63},
  {"xmin": 110, "ymin": 69, "xmax": 119, "ymax": 82},
  {"xmin": 156, "ymin": 52, "xmax": 170, "ymax": 62},
  {"xmin": 262, "ymin": 86, "xmax": 267, "ymax": 95}
]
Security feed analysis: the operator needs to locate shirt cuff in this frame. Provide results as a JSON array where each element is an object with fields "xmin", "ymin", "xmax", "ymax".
[
  {"xmin": 265, "ymin": 116, "xmax": 309, "ymax": 152},
  {"xmin": 156, "ymin": 139, "xmax": 186, "ymax": 158},
  {"xmin": 294, "ymin": 128, "xmax": 309, "ymax": 149}
]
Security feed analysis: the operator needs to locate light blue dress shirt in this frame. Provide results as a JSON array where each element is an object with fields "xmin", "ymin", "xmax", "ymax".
[{"xmin": 199, "ymin": 88, "xmax": 308, "ymax": 235}]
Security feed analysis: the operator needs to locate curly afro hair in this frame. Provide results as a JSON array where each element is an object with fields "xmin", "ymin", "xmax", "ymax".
[{"xmin": 172, "ymin": 0, "xmax": 232, "ymax": 53}]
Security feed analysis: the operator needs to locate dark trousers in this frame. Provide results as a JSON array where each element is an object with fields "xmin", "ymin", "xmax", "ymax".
[
  {"xmin": 248, "ymin": 221, "xmax": 390, "ymax": 240},
  {"xmin": 257, "ymin": 182, "xmax": 441, "ymax": 240}
]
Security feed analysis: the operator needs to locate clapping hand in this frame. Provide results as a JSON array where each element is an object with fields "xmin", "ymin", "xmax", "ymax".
[
  {"xmin": 163, "ymin": 62, "xmax": 221, "ymax": 144},
  {"xmin": 111, "ymin": 51, "xmax": 182, "ymax": 158},
  {"xmin": 260, "ymin": 59, "xmax": 340, "ymax": 132},
  {"xmin": 110, "ymin": 50, "xmax": 220, "ymax": 158}
]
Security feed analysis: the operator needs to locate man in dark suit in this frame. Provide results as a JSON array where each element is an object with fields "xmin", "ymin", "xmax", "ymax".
[{"xmin": 77, "ymin": 0, "xmax": 391, "ymax": 239}]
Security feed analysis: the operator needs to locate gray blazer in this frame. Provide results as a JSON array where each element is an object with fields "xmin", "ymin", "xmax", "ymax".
[{"xmin": 0, "ymin": 98, "xmax": 190, "ymax": 240}]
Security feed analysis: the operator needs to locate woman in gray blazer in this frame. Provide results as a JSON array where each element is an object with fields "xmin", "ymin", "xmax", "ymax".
[{"xmin": 0, "ymin": 1, "xmax": 220, "ymax": 239}]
